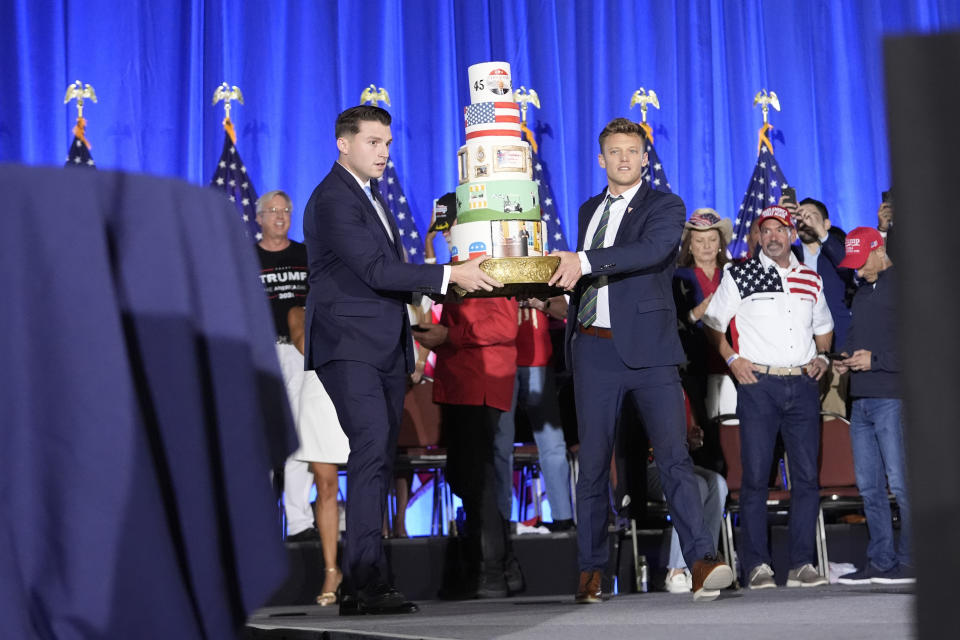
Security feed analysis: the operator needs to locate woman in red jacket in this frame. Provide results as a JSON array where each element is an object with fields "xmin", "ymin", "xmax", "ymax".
[{"xmin": 415, "ymin": 193, "xmax": 520, "ymax": 598}]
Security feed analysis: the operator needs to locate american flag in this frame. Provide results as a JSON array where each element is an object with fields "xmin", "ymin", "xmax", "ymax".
[
  {"xmin": 644, "ymin": 142, "xmax": 671, "ymax": 193},
  {"xmin": 730, "ymin": 258, "xmax": 784, "ymax": 298},
  {"xmin": 729, "ymin": 144, "xmax": 790, "ymax": 258},
  {"xmin": 464, "ymin": 102, "xmax": 521, "ymax": 139},
  {"xmin": 530, "ymin": 145, "xmax": 569, "ymax": 251},
  {"xmin": 375, "ymin": 159, "xmax": 424, "ymax": 263},
  {"xmin": 209, "ymin": 132, "xmax": 262, "ymax": 242},
  {"xmin": 731, "ymin": 257, "xmax": 821, "ymax": 303},
  {"xmin": 65, "ymin": 126, "xmax": 95, "ymax": 167}
]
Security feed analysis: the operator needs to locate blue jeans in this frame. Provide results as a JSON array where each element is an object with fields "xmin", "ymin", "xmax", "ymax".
[
  {"xmin": 648, "ymin": 462, "xmax": 729, "ymax": 569},
  {"xmin": 494, "ymin": 366, "xmax": 573, "ymax": 521},
  {"xmin": 849, "ymin": 397, "xmax": 911, "ymax": 570},
  {"xmin": 737, "ymin": 373, "xmax": 821, "ymax": 573}
]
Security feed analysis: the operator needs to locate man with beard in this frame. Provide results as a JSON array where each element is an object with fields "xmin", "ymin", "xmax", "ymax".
[{"xmin": 703, "ymin": 206, "xmax": 834, "ymax": 589}]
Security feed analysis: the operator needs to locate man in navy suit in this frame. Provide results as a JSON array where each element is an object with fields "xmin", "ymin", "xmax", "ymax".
[
  {"xmin": 303, "ymin": 105, "xmax": 498, "ymax": 615},
  {"xmin": 549, "ymin": 118, "xmax": 733, "ymax": 602}
]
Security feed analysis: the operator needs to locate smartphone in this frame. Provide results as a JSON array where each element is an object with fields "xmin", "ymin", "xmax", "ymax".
[
  {"xmin": 825, "ymin": 352, "xmax": 846, "ymax": 361},
  {"xmin": 881, "ymin": 190, "xmax": 892, "ymax": 204},
  {"xmin": 781, "ymin": 186, "xmax": 797, "ymax": 206}
]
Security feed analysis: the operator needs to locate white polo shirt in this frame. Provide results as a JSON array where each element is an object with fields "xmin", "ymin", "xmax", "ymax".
[
  {"xmin": 703, "ymin": 250, "xmax": 833, "ymax": 367},
  {"xmin": 576, "ymin": 181, "xmax": 643, "ymax": 329}
]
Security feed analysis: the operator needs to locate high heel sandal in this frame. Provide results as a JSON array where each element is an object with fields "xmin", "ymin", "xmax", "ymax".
[{"xmin": 316, "ymin": 568, "xmax": 342, "ymax": 606}]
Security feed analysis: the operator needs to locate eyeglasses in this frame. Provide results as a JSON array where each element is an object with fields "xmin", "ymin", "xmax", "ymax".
[{"xmin": 261, "ymin": 207, "xmax": 292, "ymax": 216}]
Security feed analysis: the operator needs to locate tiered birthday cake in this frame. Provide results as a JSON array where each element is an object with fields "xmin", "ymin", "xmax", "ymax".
[{"xmin": 447, "ymin": 62, "xmax": 546, "ymax": 263}]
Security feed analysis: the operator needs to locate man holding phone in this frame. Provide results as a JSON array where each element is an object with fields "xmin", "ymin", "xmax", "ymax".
[{"xmin": 833, "ymin": 227, "xmax": 913, "ymax": 585}]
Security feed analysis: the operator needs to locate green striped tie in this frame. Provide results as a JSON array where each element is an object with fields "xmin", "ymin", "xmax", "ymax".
[{"xmin": 577, "ymin": 194, "xmax": 622, "ymax": 327}]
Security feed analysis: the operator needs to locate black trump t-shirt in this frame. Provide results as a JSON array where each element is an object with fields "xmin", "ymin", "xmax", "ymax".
[{"xmin": 256, "ymin": 241, "xmax": 308, "ymax": 341}]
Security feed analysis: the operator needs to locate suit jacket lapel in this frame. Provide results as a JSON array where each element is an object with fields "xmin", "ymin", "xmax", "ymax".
[
  {"xmin": 577, "ymin": 192, "xmax": 606, "ymax": 251},
  {"xmin": 332, "ymin": 163, "xmax": 400, "ymax": 256},
  {"xmin": 614, "ymin": 180, "xmax": 651, "ymax": 244},
  {"xmin": 371, "ymin": 180, "xmax": 404, "ymax": 260}
]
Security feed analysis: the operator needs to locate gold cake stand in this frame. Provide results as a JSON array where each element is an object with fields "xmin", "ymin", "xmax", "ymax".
[{"xmin": 452, "ymin": 256, "xmax": 566, "ymax": 299}]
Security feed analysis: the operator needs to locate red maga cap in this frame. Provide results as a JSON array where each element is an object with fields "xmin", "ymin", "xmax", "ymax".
[
  {"xmin": 756, "ymin": 206, "xmax": 795, "ymax": 228},
  {"xmin": 838, "ymin": 226, "xmax": 884, "ymax": 269}
]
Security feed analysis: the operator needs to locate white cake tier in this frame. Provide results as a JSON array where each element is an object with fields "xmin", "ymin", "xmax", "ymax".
[
  {"xmin": 468, "ymin": 61, "xmax": 513, "ymax": 104},
  {"xmin": 457, "ymin": 138, "xmax": 532, "ymax": 184},
  {"xmin": 448, "ymin": 220, "xmax": 545, "ymax": 262}
]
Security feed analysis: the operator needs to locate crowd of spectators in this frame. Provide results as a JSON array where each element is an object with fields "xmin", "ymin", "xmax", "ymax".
[{"xmin": 260, "ymin": 172, "xmax": 910, "ymax": 599}]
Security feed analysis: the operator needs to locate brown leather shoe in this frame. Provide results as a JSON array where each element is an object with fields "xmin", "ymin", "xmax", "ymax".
[
  {"xmin": 691, "ymin": 555, "xmax": 734, "ymax": 602},
  {"xmin": 575, "ymin": 570, "xmax": 602, "ymax": 604}
]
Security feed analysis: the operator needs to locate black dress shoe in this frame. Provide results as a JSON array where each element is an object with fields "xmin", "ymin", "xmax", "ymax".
[
  {"xmin": 543, "ymin": 519, "xmax": 575, "ymax": 533},
  {"xmin": 339, "ymin": 583, "xmax": 419, "ymax": 616}
]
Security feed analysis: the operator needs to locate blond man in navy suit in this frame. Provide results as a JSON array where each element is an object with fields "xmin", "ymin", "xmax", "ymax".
[{"xmin": 549, "ymin": 118, "xmax": 733, "ymax": 603}]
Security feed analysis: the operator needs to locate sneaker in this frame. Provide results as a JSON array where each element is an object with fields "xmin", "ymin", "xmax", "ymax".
[
  {"xmin": 786, "ymin": 563, "xmax": 828, "ymax": 587},
  {"xmin": 748, "ymin": 563, "xmax": 776, "ymax": 589},
  {"xmin": 871, "ymin": 564, "xmax": 916, "ymax": 585},
  {"xmin": 837, "ymin": 566, "xmax": 878, "ymax": 585},
  {"xmin": 665, "ymin": 569, "xmax": 692, "ymax": 593}
]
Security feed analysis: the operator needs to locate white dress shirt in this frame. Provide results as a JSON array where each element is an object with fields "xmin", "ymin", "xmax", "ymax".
[
  {"xmin": 341, "ymin": 163, "xmax": 450, "ymax": 293},
  {"xmin": 575, "ymin": 181, "xmax": 643, "ymax": 329},
  {"xmin": 703, "ymin": 250, "xmax": 834, "ymax": 367}
]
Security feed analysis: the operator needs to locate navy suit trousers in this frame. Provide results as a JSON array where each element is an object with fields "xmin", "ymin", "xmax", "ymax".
[
  {"xmin": 572, "ymin": 332, "xmax": 715, "ymax": 570},
  {"xmin": 317, "ymin": 350, "xmax": 406, "ymax": 592}
]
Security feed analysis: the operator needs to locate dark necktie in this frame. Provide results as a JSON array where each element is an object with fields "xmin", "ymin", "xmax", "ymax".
[{"xmin": 577, "ymin": 194, "xmax": 622, "ymax": 327}]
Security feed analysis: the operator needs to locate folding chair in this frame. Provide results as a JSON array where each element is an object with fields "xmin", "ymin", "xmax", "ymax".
[
  {"xmin": 815, "ymin": 412, "xmax": 861, "ymax": 576},
  {"xmin": 394, "ymin": 380, "xmax": 452, "ymax": 535}
]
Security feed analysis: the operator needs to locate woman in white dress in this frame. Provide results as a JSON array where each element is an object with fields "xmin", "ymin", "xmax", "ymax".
[{"xmin": 288, "ymin": 307, "xmax": 350, "ymax": 605}]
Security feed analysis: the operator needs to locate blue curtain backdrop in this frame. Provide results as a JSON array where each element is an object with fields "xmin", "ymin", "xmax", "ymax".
[{"xmin": 3, "ymin": 0, "xmax": 959, "ymax": 246}]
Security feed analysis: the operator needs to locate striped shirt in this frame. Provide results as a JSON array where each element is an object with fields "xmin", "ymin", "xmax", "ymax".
[{"xmin": 703, "ymin": 251, "xmax": 833, "ymax": 367}]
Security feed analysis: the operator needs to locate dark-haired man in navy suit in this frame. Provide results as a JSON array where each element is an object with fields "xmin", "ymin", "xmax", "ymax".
[
  {"xmin": 549, "ymin": 117, "xmax": 733, "ymax": 603},
  {"xmin": 303, "ymin": 105, "xmax": 498, "ymax": 615}
]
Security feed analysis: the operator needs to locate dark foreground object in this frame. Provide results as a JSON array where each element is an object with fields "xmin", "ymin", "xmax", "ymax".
[{"xmin": 0, "ymin": 165, "xmax": 296, "ymax": 638}]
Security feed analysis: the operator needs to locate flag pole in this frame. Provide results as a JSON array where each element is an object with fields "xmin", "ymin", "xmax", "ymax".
[
  {"xmin": 514, "ymin": 86, "xmax": 541, "ymax": 153},
  {"xmin": 753, "ymin": 89, "xmax": 781, "ymax": 154},
  {"xmin": 629, "ymin": 87, "xmax": 659, "ymax": 144},
  {"xmin": 64, "ymin": 80, "xmax": 97, "ymax": 149},
  {"xmin": 212, "ymin": 82, "xmax": 245, "ymax": 145}
]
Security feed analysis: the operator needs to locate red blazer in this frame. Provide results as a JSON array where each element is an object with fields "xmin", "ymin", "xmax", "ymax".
[{"xmin": 432, "ymin": 297, "xmax": 518, "ymax": 412}]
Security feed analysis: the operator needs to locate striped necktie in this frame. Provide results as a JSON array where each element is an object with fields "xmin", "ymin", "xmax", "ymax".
[{"xmin": 577, "ymin": 194, "xmax": 622, "ymax": 327}]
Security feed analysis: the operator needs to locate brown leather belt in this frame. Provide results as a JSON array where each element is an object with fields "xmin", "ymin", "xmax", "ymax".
[
  {"xmin": 578, "ymin": 324, "xmax": 613, "ymax": 339},
  {"xmin": 753, "ymin": 364, "xmax": 811, "ymax": 376}
]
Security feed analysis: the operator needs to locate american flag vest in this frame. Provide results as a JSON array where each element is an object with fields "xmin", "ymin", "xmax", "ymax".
[{"xmin": 729, "ymin": 256, "xmax": 822, "ymax": 304}]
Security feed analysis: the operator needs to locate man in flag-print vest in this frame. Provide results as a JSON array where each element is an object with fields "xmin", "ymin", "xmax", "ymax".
[{"xmin": 703, "ymin": 205, "xmax": 834, "ymax": 590}]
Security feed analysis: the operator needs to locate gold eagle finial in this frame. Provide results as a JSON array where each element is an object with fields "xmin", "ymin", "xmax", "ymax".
[
  {"xmin": 513, "ymin": 86, "xmax": 541, "ymax": 124},
  {"xmin": 629, "ymin": 88, "xmax": 660, "ymax": 123},
  {"xmin": 360, "ymin": 85, "xmax": 391, "ymax": 107},
  {"xmin": 753, "ymin": 89, "xmax": 781, "ymax": 124},
  {"xmin": 212, "ymin": 82, "xmax": 245, "ymax": 122},
  {"xmin": 64, "ymin": 80, "xmax": 98, "ymax": 120}
]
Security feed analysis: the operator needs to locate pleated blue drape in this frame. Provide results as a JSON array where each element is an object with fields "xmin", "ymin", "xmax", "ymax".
[{"xmin": 3, "ymin": 0, "xmax": 958, "ymax": 242}]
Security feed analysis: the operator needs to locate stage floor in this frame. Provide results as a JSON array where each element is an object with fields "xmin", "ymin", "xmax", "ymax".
[{"xmin": 246, "ymin": 584, "xmax": 915, "ymax": 640}]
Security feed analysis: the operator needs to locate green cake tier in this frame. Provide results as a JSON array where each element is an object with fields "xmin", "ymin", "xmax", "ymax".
[{"xmin": 455, "ymin": 180, "xmax": 541, "ymax": 224}]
